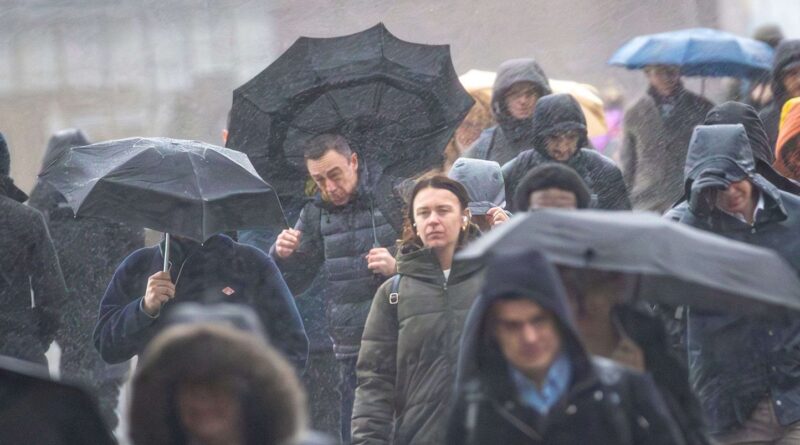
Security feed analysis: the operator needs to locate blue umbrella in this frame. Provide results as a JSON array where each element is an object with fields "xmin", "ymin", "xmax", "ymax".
[{"xmin": 609, "ymin": 28, "xmax": 774, "ymax": 78}]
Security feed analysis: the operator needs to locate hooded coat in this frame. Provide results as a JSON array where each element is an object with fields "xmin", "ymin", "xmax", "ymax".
[
  {"xmin": 461, "ymin": 59, "xmax": 552, "ymax": 165},
  {"xmin": 93, "ymin": 234, "xmax": 309, "ymax": 371},
  {"xmin": 759, "ymin": 39, "xmax": 800, "ymax": 148},
  {"xmin": 350, "ymin": 234, "xmax": 484, "ymax": 445},
  {"xmin": 678, "ymin": 124, "xmax": 800, "ymax": 435},
  {"xmin": 272, "ymin": 166, "xmax": 403, "ymax": 360},
  {"xmin": 774, "ymin": 99, "xmax": 800, "ymax": 180},
  {"xmin": 665, "ymin": 101, "xmax": 800, "ymax": 221},
  {"xmin": 619, "ymin": 85, "xmax": 714, "ymax": 213},
  {"xmin": 28, "ymin": 130, "xmax": 145, "ymax": 393},
  {"xmin": 448, "ymin": 250, "xmax": 685, "ymax": 445},
  {"xmin": 502, "ymin": 94, "xmax": 631, "ymax": 212},
  {"xmin": 0, "ymin": 175, "xmax": 66, "ymax": 365}
]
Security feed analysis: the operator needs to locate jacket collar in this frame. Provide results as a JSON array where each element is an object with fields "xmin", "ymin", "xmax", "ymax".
[{"xmin": 0, "ymin": 175, "xmax": 28, "ymax": 203}]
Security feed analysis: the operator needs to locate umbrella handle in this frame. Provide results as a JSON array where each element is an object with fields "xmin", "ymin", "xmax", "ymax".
[{"xmin": 163, "ymin": 233, "xmax": 171, "ymax": 272}]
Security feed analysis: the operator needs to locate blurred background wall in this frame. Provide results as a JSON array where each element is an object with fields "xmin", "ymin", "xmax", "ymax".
[{"xmin": 1, "ymin": 0, "xmax": 794, "ymax": 191}]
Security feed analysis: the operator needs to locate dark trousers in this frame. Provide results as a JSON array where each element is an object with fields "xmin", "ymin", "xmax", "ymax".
[
  {"xmin": 303, "ymin": 349, "xmax": 342, "ymax": 443},
  {"xmin": 338, "ymin": 356, "xmax": 358, "ymax": 445}
]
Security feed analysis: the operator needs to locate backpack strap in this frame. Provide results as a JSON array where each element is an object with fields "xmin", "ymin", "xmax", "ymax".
[{"xmin": 388, "ymin": 274, "xmax": 401, "ymax": 305}]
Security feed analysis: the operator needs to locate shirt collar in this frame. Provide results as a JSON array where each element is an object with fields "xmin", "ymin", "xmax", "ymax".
[{"xmin": 510, "ymin": 353, "xmax": 572, "ymax": 415}]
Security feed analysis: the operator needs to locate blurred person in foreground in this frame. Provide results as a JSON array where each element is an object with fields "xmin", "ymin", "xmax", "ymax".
[
  {"xmin": 449, "ymin": 250, "xmax": 685, "ymax": 445},
  {"xmin": 130, "ymin": 323, "xmax": 331, "ymax": 445},
  {"xmin": 351, "ymin": 175, "xmax": 489, "ymax": 444}
]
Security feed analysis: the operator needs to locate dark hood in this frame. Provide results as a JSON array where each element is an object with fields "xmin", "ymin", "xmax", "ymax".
[
  {"xmin": 531, "ymin": 93, "xmax": 589, "ymax": 159},
  {"xmin": 771, "ymin": 39, "xmax": 800, "ymax": 104},
  {"xmin": 684, "ymin": 124, "xmax": 782, "ymax": 216},
  {"xmin": 0, "ymin": 132, "xmax": 8, "ymax": 176},
  {"xmin": 491, "ymin": 58, "xmax": 552, "ymax": 141},
  {"xmin": 37, "ymin": 129, "xmax": 90, "ymax": 175},
  {"xmin": 0, "ymin": 175, "xmax": 28, "ymax": 203},
  {"xmin": 456, "ymin": 250, "xmax": 589, "ymax": 393},
  {"xmin": 704, "ymin": 101, "xmax": 800, "ymax": 196}
]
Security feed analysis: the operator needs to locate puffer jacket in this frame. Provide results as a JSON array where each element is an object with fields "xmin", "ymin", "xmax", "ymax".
[
  {"xmin": 461, "ymin": 58, "xmax": 552, "ymax": 165},
  {"xmin": 351, "ymin": 235, "xmax": 484, "ymax": 445},
  {"xmin": 679, "ymin": 124, "xmax": 800, "ymax": 434},
  {"xmin": 502, "ymin": 94, "xmax": 631, "ymax": 211},
  {"xmin": 273, "ymin": 168, "xmax": 403, "ymax": 359}
]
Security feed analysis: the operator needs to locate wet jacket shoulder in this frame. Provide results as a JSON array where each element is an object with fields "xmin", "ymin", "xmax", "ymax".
[
  {"xmin": 620, "ymin": 87, "xmax": 713, "ymax": 213},
  {"xmin": 351, "ymin": 237, "xmax": 484, "ymax": 445},
  {"xmin": 93, "ymin": 235, "xmax": 308, "ymax": 370},
  {"xmin": 272, "ymin": 169, "xmax": 403, "ymax": 358},
  {"xmin": 0, "ymin": 176, "xmax": 66, "ymax": 365}
]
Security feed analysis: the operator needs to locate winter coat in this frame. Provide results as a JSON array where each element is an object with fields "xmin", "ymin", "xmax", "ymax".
[
  {"xmin": 272, "ymin": 168, "xmax": 403, "ymax": 359},
  {"xmin": 461, "ymin": 58, "xmax": 552, "ymax": 165},
  {"xmin": 0, "ymin": 175, "xmax": 66, "ymax": 366},
  {"xmin": 449, "ymin": 250, "xmax": 685, "ymax": 445},
  {"xmin": 775, "ymin": 98, "xmax": 800, "ymax": 180},
  {"xmin": 28, "ymin": 130, "xmax": 145, "ymax": 380},
  {"xmin": 620, "ymin": 86, "xmax": 714, "ymax": 213},
  {"xmin": 678, "ymin": 124, "xmax": 800, "ymax": 434},
  {"xmin": 351, "ymin": 235, "xmax": 484, "ymax": 445},
  {"xmin": 502, "ymin": 94, "xmax": 631, "ymax": 211},
  {"xmin": 759, "ymin": 40, "xmax": 800, "ymax": 148},
  {"xmin": 93, "ymin": 234, "xmax": 308, "ymax": 371}
]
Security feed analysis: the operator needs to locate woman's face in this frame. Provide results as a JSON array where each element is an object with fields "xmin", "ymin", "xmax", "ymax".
[
  {"xmin": 412, "ymin": 187, "xmax": 467, "ymax": 251},
  {"xmin": 177, "ymin": 381, "xmax": 243, "ymax": 445}
]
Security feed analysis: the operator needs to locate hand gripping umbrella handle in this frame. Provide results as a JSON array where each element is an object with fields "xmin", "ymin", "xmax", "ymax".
[{"xmin": 163, "ymin": 233, "xmax": 171, "ymax": 272}]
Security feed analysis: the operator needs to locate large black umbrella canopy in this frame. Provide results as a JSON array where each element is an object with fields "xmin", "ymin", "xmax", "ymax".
[
  {"xmin": 39, "ymin": 137, "xmax": 285, "ymax": 243},
  {"xmin": 458, "ymin": 210, "xmax": 800, "ymax": 317},
  {"xmin": 227, "ymin": 22, "xmax": 474, "ymax": 186}
]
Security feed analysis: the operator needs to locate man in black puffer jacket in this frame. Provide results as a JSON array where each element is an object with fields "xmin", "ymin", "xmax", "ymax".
[
  {"xmin": 449, "ymin": 250, "xmax": 684, "ymax": 445},
  {"xmin": 273, "ymin": 133, "xmax": 403, "ymax": 444},
  {"xmin": 502, "ymin": 94, "xmax": 631, "ymax": 211}
]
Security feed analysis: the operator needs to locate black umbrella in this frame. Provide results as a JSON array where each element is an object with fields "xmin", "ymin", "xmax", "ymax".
[
  {"xmin": 39, "ymin": 137, "xmax": 285, "ymax": 269},
  {"xmin": 458, "ymin": 210, "xmax": 800, "ymax": 316},
  {"xmin": 0, "ymin": 356, "xmax": 116, "ymax": 444},
  {"xmin": 226, "ymin": 22, "xmax": 474, "ymax": 191}
]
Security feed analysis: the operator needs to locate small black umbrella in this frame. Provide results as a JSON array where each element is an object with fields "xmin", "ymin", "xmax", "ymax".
[
  {"xmin": 39, "ymin": 137, "xmax": 285, "ymax": 270},
  {"xmin": 457, "ymin": 210, "xmax": 800, "ymax": 316},
  {"xmin": 0, "ymin": 356, "xmax": 116, "ymax": 445},
  {"xmin": 226, "ymin": 22, "xmax": 474, "ymax": 191}
]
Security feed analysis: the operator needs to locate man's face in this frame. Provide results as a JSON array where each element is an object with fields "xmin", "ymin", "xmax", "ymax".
[
  {"xmin": 782, "ymin": 65, "xmax": 800, "ymax": 98},
  {"xmin": 306, "ymin": 149, "xmax": 359, "ymax": 207},
  {"xmin": 504, "ymin": 82, "xmax": 540, "ymax": 120},
  {"xmin": 644, "ymin": 65, "xmax": 681, "ymax": 97},
  {"xmin": 528, "ymin": 188, "xmax": 579, "ymax": 210},
  {"xmin": 545, "ymin": 131, "xmax": 581, "ymax": 161},
  {"xmin": 715, "ymin": 179, "xmax": 754, "ymax": 216},
  {"xmin": 492, "ymin": 299, "xmax": 562, "ymax": 380}
]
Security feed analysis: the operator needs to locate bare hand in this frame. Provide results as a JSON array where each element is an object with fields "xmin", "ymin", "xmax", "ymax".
[
  {"xmin": 275, "ymin": 229, "xmax": 302, "ymax": 258},
  {"xmin": 366, "ymin": 248, "xmax": 397, "ymax": 277},
  {"xmin": 486, "ymin": 207, "xmax": 510, "ymax": 227},
  {"xmin": 142, "ymin": 271, "xmax": 175, "ymax": 316},
  {"xmin": 611, "ymin": 336, "xmax": 646, "ymax": 372}
]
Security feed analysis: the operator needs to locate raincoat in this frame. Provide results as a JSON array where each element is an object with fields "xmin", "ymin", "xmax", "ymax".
[
  {"xmin": 759, "ymin": 39, "xmax": 800, "ymax": 148},
  {"xmin": 502, "ymin": 94, "xmax": 630, "ymax": 211},
  {"xmin": 679, "ymin": 124, "xmax": 800, "ymax": 435},
  {"xmin": 351, "ymin": 231, "xmax": 484, "ymax": 445},
  {"xmin": 619, "ymin": 85, "xmax": 714, "ymax": 213},
  {"xmin": 93, "ymin": 234, "xmax": 309, "ymax": 371},
  {"xmin": 448, "ymin": 250, "xmax": 685, "ymax": 445},
  {"xmin": 774, "ymin": 98, "xmax": 800, "ymax": 180},
  {"xmin": 0, "ymin": 175, "xmax": 66, "ymax": 365},
  {"xmin": 461, "ymin": 59, "xmax": 552, "ymax": 165}
]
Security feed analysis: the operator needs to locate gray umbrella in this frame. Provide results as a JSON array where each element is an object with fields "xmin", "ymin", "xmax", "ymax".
[{"xmin": 458, "ymin": 209, "xmax": 800, "ymax": 316}]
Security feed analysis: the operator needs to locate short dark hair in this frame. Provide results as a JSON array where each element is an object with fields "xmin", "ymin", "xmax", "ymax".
[
  {"xmin": 514, "ymin": 162, "xmax": 591, "ymax": 211},
  {"xmin": 303, "ymin": 133, "xmax": 353, "ymax": 161}
]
